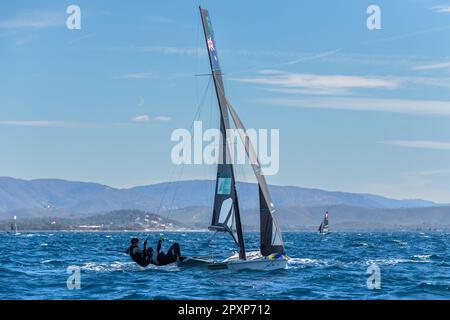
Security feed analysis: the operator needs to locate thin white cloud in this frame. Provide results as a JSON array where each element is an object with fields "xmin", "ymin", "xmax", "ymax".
[
  {"xmin": 105, "ymin": 45, "xmax": 341, "ymax": 61},
  {"xmin": 0, "ymin": 120, "xmax": 114, "ymax": 128},
  {"xmin": 262, "ymin": 87, "xmax": 353, "ymax": 96},
  {"xmin": 233, "ymin": 70, "xmax": 400, "ymax": 94},
  {"xmin": 273, "ymin": 49, "xmax": 342, "ymax": 67},
  {"xmin": 131, "ymin": 115, "xmax": 150, "ymax": 123},
  {"xmin": 116, "ymin": 72, "xmax": 158, "ymax": 79},
  {"xmin": 412, "ymin": 61, "xmax": 450, "ymax": 71},
  {"xmin": 432, "ymin": 5, "xmax": 450, "ymax": 13},
  {"xmin": 379, "ymin": 140, "xmax": 450, "ymax": 150},
  {"xmin": 363, "ymin": 24, "xmax": 450, "ymax": 44},
  {"xmin": 106, "ymin": 46, "xmax": 204, "ymax": 56},
  {"xmin": 0, "ymin": 12, "xmax": 64, "ymax": 29},
  {"xmin": 131, "ymin": 115, "xmax": 171, "ymax": 123},
  {"xmin": 0, "ymin": 119, "xmax": 170, "ymax": 128},
  {"xmin": 256, "ymin": 97, "xmax": 450, "ymax": 116},
  {"xmin": 154, "ymin": 116, "xmax": 171, "ymax": 122}
]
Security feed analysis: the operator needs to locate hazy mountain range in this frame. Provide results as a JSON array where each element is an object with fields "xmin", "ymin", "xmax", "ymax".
[
  {"xmin": 0, "ymin": 177, "xmax": 440, "ymax": 216},
  {"xmin": 1, "ymin": 177, "xmax": 449, "ymax": 230}
]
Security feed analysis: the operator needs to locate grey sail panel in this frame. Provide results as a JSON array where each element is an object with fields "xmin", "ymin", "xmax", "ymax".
[
  {"xmin": 200, "ymin": 7, "xmax": 246, "ymax": 259},
  {"xmin": 225, "ymin": 98, "xmax": 285, "ymax": 256}
]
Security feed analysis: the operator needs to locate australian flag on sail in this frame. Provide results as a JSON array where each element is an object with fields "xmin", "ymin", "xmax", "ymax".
[
  {"xmin": 204, "ymin": 14, "xmax": 221, "ymax": 71},
  {"xmin": 207, "ymin": 36, "xmax": 220, "ymax": 71}
]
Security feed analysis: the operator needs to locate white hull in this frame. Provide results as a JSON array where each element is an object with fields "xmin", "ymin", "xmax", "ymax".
[{"xmin": 179, "ymin": 251, "xmax": 288, "ymax": 271}]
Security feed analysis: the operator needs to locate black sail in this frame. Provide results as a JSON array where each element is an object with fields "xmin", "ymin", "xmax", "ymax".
[
  {"xmin": 200, "ymin": 7, "xmax": 246, "ymax": 260},
  {"xmin": 225, "ymin": 99, "xmax": 285, "ymax": 256}
]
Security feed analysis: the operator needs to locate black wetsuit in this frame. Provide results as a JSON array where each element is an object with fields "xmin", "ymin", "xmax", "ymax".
[
  {"xmin": 153, "ymin": 239, "xmax": 183, "ymax": 266},
  {"xmin": 127, "ymin": 240, "xmax": 183, "ymax": 267}
]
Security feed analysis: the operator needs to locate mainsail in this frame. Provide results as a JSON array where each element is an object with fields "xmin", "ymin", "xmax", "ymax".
[
  {"xmin": 199, "ymin": 7, "xmax": 285, "ymax": 258},
  {"xmin": 200, "ymin": 7, "xmax": 246, "ymax": 260}
]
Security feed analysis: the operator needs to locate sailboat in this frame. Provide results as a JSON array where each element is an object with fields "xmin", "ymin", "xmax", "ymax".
[
  {"xmin": 8, "ymin": 216, "xmax": 19, "ymax": 235},
  {"xmin": 318, "ymin": 211, "xmax": 329, "ymax": 234},
  {"xmin": 179, "ymin": 7, "xmax": 288, "ymax": 270}
]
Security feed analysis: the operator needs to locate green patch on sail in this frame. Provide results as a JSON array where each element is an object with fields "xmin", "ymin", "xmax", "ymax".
[{"xmin": 217, "ymin": 178, "xmax": 232, "ymax": 195}]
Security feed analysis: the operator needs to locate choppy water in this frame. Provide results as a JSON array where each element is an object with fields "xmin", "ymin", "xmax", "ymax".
[{"xmin": 0, "ymin": 231, "xmax": 449, "ymax": 299}]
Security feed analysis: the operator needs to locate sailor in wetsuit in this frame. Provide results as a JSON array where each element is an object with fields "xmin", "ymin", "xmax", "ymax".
[
  {"xmin": 126, "ymin": 237, "xmax": 151, "ymax": 267},
  {"xmin": 127, "ymin": 236, "xmax": 184, "ymax": 266}
]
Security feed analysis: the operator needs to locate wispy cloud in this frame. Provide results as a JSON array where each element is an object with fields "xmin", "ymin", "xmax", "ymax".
[
  {"xmin": 233, "ymin": 70, "xmax": 400, "ymax": 96},
  {"xmin": 0, "ymin": 120, "xmax": 116, "ymax": 129},
  {"xmin": 379, "ymin": 140, "xmax": 450, "ymax": 150},
  {"xmin": 411, "ymin": 61, "xmax": 450, "ymax": 71},
  {"xmin": 105, "ymin": 45, "xmax": 341, "ymax": 61},
  {"xmin": 0, "ymin": 11, "xmax": 64, "ymax": 29},
  {"xmin": 106, "ymin": 45, "xmax": 204, "ymax": 56},
  {"xmin": 257, "ymin": 97, "xmax": 450, "ymax": 116},
  {"xmin": 0, "ymin": 118, "xmax": 171, "ymax": 128},
  {"xmin": 131, "ymin": 115, "xmax": 171, "ymax": 123},
  {"xmin": 364, "ymin": 24, "xmax": 450, "ymax": 44},
  {"xmin": 116, "ymin": 72, "xmax": 158, "ymax": 79},
  {"xmin": 272, "ymin": 49, "xmax": 342, "ymax": 67},
  {"xmin": 431, "ymin": 5, "xmax": 450, "ymax": 13},
  {"xmin": 131, "ymin": 115, "xmax": 150, "ymax": 123},
  {"xmin": 154, "ymin": 116, "xmax": 171, "ymax": 122}
]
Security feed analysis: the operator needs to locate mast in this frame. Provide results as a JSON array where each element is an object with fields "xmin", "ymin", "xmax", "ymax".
[{"xmin": 199, "ymin": 7, "xmax": 246, "ymax": 260}]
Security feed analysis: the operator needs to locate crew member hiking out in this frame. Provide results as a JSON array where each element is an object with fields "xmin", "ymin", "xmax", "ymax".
[{"xmin": 126, "ymin": 236, "xmax": 185, "ymax": 267}]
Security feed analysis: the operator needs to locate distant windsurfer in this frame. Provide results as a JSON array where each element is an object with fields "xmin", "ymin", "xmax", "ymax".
[{"xmin": 126, "ymin": 236, "xmax": 184, "ymax": 267}]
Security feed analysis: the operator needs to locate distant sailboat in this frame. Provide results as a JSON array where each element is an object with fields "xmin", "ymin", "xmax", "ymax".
[
  {"xmin": 9, "ymin": 216, "xmax": 19, "ymax": 235},
  {"xmin": 178, "ymin": 7, "xmax": 288, "ymax": 270},
  {"xmin": 318, "ymin": 211, "xmax": 329, "ymax": 234}
]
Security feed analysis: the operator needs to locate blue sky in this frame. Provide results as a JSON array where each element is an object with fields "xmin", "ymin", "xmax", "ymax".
[{"xmin": 1, "ymin": 0, "xmax": 450, "ymax": 202}]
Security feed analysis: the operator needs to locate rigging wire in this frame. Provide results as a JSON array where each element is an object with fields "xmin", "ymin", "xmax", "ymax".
[{"xmin": 160, "ymin": 77, "xmax": 213, "ymax": 223}]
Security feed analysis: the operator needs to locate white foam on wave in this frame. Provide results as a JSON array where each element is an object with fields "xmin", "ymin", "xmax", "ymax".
[
  {"xmin": 413, "ymin": 254, "xmax": 432, "ymax": 260},
  {"xmin": 365, "ymin": 256, "xmax": 431, "ymax": 266},
  {"xmin": 81, "ymin": 261, "xmax": 138, "ymax": 272},
  {"xmin": 287, "ymin": 257, "xmax": 327, "ymax": 269},
  {"xmin": 392, "ymin": 239, "xmax": 408, "ymax": 246}
]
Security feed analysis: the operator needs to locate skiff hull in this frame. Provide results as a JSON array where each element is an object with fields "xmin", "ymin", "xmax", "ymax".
[{"xmin": 178, "ymin": 251, "xmax": 288, "ymax": 271}]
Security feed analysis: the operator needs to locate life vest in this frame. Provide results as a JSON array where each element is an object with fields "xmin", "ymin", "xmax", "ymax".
[{"xmin": 127, "ymin": 245, "xmax": 148, "ymax": 267}]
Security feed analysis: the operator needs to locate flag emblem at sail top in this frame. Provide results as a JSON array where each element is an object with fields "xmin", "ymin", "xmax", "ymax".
[
  {"xmin": 207, "ymin": 37, "xmax": 215, "ymax": 51},
  {"xmin": 207, "ymin": 36, "xmax": 220, "ymax": 70}
]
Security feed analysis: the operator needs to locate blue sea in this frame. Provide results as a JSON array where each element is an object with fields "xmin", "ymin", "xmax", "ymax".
[{"xmin": 0, "ymin": 231, "xmax": 449, "ymax": 299}]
